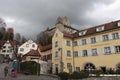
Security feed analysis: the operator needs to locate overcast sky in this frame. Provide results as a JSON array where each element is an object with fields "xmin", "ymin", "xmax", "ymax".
[{"xmin": 0, "ymin": 0, "xmax": 120, "ymax": 39}]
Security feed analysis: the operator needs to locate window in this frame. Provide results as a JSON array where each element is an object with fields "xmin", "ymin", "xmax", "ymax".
[
  {"xmin": 2, "ymin": 50, "xmax": 6, "ymax": 52},
  {"xmin": 79, "ymin": 31, "xmax": 87, "ymax": 36},
  {"xmin": 55, "ymin": 64, "xmax": 58, "ymax": 68},
  {"xmin": 55, "ymin": 51, "xmax": 58, "ymax": 57},
  {"xmin": 84, "ymin": 63, "xmax": 96, "ymax": 72},
  {"xmin": 115, "ymin": 46, "xmax": 120, "ymax": 53},
  {"xmin": 92, "ymin": 49, "xmax": 98, "ymax": 56},
  {"xmin": 67, "ymin": 50, "xmax": 71, "ymax": 57},
  {"xmin": 112, "ymin": 33, "xmax": 119, "ymax": 39},
  {"xmin": 3, "ymin": 46, "xmax": 6, "ymax": 48},
  {"xmin": 10, "ymin": 49, "xmax": 12, "ymax": 52},
  {"xmin": 91, "ymin": 37, "xmax": 96, "ymax": 43},
  {"xmin": 118, "ymin": 21, "xmax": 120, "ymax": 26},
  {"xmin": 102, "ymin": 35, "xmax": 109, "ymax": 41},
  {"xmin": 7, "ymin": 50, "xmax": 9, "ymax": 52},
  {"xmin": 73, "ymin": 41, "xmax": 78, "ymax": 46},
  {"xmin": 81, "ymin": 39, "xmax": 87, "ymax": 45},
  {"xmin": 83, "ymin": 50, "xmax": 88, "ymax": 56},
  {"xmin": 55, "ymin": 41, "xmax": 58, "ymax": 47},
  {"xmin": 20, "ymin": 48, "xmax": 23, "ymax": 51},
  {"xmin": 66, "ymin": 40, "xmax": 71, "ymax": 46},
  {"xmin": 67, "ymin": 63, "xmax": 72, "ymax": 73},
  {"xmin": 26, "ymin": 44, "xmax": 29, "ymax": 47},
  {"xmin": 32, "ymin": 44, "xmax": 35, "ymax": 48},
  {"xmin": 8, "ymin": 46, "xmax": 11, "ymax": 49},
  {"xmin": 96, "ymin": 26, "xmax": 104, "ymax": 32},
  {"xmin": 74, "ymin": 51, "xmax": 78, "ymax": 57},
  {"xmin": 104, "ymin": 47, "xmax": 111, "ymax": 54},
  {"xmin": 76, "ymin": 67, "xmax": 80, "ymax": 72}
]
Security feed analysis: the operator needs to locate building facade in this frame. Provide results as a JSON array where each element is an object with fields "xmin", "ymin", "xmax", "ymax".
[
  {"xmin": 18, "ymin": 40, "xmax": 38, "ymax": 55},
  {"xmin": 52, "ymin": 19, "xmax": 120, "ymax": 73},
  {"xmin": 0, "ymin": 40, "xmax": 14, "ymax": 58}
]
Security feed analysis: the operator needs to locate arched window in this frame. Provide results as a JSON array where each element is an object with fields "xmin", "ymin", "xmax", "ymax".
[{"xmin": 84, "ymin": 63, "xmax": 96, "ymax": 72}]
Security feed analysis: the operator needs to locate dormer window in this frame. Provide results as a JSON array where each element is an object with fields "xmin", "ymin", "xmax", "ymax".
[
  {"xmin": 26, "ymin": 44, "xmax": 29, "ymax": 47},
  {"xmin": 79, "ymin": 30, "xmax": 87, "ymax": 36},
  {"xmin": 118, "ymin": 21, "xmax": 120, "ymax": 26},
  {"xmin": 96, "ymin": 26, "xmax": 104, "ymax": 32}
]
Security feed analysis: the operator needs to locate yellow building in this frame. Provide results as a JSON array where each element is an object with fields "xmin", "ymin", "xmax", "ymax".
[{"xmin": 52, "ymin": 17, "xmax": 120, "ymax": 73}]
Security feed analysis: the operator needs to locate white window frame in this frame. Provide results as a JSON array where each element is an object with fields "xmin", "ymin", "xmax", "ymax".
[
  {"xmin": 104, "ymin": 47, "xmax": 111, "ymax": 54},
  {"xmin": 118, "ymin": 21, "xmax": 120, "ymax": 26},
  {"xmin": 102, "ymin": 35, "xmax": 109, "ymax": 41},
  {"xmin": 92, "ymin": 48, "xmax": 98, "ymax": 56},
  {"xmin": 67, "ymin": 50, "xmax": 71, "ymax": 57},
  {"xmin": 73, "ymin": 41, "xmax": 78, "ymax": 46},
  {"xmin": 55, "ymin": 41, "xmax": 58, "ymax": 47},
  {"xmin": 55, "ymin": 51, "xmax": 58, "ymax": 57},
  {"xmin": 115, "ymin": 45, "xmax": 120, "ymax": 53},
  {"xmin": 96, "ymin": 26, "xmax": 104, "ymax": 32},
  {"xmin": 66, "ymin": 40, "xmax": 71, "ymax": 46},
  {"xmin": 81, "ymin": 39, "xmax": 87, "ymax": 45},
  {"xmin": 91, "ymin": 37, "xmax": 96, "ymax": 44},
  {"xmin": 79, "ymin": 30, "xmax": 87, "ymax": 36},
  {"xmin": 83, "ymin": 50, "xmax": 88, "ymax": 56},
  {"xmin": 74, "ymin": 51, "xmax": 79, "ymax": 57},
  {"xmin": 112, "ymin": 33, "xmax": 119, "ymax": 39}
]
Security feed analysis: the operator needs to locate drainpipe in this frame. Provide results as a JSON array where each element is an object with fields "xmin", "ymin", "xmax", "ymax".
[{"xmin": 72, "ymin": 38, "xmax": 75, "ymax": 72}]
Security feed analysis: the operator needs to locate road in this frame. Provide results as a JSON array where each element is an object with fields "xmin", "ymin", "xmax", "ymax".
[{"xmin": 0, "ymin": 63, "xmax": 59, "ymax": 80}]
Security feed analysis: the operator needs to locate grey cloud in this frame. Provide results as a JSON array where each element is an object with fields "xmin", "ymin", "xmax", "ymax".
[{"xmin": 0, "ymin": 0, "xmax": 117, "ymax": 39}]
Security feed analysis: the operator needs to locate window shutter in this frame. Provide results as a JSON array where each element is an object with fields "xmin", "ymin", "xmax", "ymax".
[
  {"xmin": 88, "ymin": 50, "xmax": 91, "ymax": 56},
  {"xmin": 103, "ymin": 48, "xmax": 105, "ymax": 54},
  {"xmin": 100, "ymin": 36, "xmax": 103, "ymax": 42},
  {"xmin": 80, "ymin": 50, "xmax": 83, "ymax": 56},
  {"xmin": 79, "ymin": 40, "xmax": 82, "ymax": 45},
  {"xmin": 78, "ymin": 51, "xmax": 81, "ymax": 56},
  {"xmin": 96, "ymin": 37, "xmax": 98, "ymax": 43},
  {"xmin": 111, "ymin": 46, "xmax": 115, "ymax": 53},
  {"xmin": 65, "ymin": 40, "xmax": 67, "ymax": 46},
  {"xmin": 97, "ymin": 49, "xmax": 99, "ymax": 55},
  {"xmin": 77, "ymin": 41, "xmax": 79, "ymax": 46},
  {"xmin": 87, "ymin": 38, "xmax": 90, "ymax": 44},
  {"xmin": 109, "ymin": 34, "xmax": 112, "ymax": 40},
  {"xmin": 119, "ymin": 32, "xmax": 120, "ymax": 38}
]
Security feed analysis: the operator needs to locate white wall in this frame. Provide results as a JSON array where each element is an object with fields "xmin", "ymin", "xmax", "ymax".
[{"xmin": 18, "ymin": 40, "xmax": 38, "ymax": 55}]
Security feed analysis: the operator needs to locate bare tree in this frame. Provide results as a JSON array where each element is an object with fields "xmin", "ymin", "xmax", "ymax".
[
  {"xmin": 14, "ymin": 33, "xmax": 21, "ymax": 42},
  {"xmin": 37, "ymin": 31, "xmax": 52, "ymax": 46}
]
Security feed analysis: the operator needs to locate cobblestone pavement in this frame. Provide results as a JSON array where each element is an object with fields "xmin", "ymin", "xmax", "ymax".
[{"xmin": 0, "ymin": 63, "xmax": 59, "ymax": 80}]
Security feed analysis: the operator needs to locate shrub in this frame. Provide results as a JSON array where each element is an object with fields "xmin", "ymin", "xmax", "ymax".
[
  {"xmin": 70, "ymin": 71, "xmax": 89, "ymax": 79},
  {"xmin": 91, "ymin": 70, "xmax": 104, "ymax": 76},
  {"xmin": 116, "ymin": 69, "xmax": 120, "ymax": 74},
  {"xmin": 20, "ymin": 61, "xmax": 40, "ymax": 75},
  {"xmin": 58, "ymin": 72, "xmax": 70, "ymax": 80},
  {"xmin": 107, "ymin": 69, "xmax": 115, "ymax": 74}
]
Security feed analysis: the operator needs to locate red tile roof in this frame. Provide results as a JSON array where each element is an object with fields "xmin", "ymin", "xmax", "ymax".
[
  {"xmin": 38, "ymin": 44, "xmax": 52, "ymax": 52},
  {"xmin": 63, "ymin": 20, "xmax": 120, "ymax": 39},
  {"xmin": 24, "ymin": 49, "xmax": 40, "ymax": 56}
]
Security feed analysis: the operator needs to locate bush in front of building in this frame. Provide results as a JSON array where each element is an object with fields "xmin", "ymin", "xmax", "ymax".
[
  {"xmin": 70, "ymin": 71, "xmax": 89, "ymax": 79},
  {"xmin": 20, "ymin": 61, "xmax": 40, "ymax": 75},
  {"xmin": 90, "ymin": 70, "xmax": 104, "ymax": 76},
  {"xmin": 107, "ymin": 68, "xmax": 115, "ymax": 74},
  {"xmin": 58, "ymin": 72, "xmax": 70, "ymax": 80},
  {"xmin": 58, "ymin": 71, "xmax": 89, "ymax": 80},
  {"xmin": 116, "ymin": 69, "xmax": 120, "ymax": 74}
]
